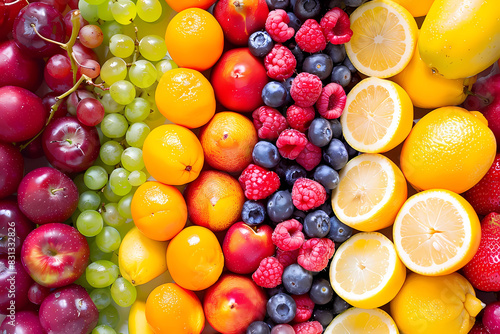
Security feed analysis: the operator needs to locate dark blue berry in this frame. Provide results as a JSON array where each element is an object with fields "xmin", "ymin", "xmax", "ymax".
[
  {"xmin": 287, "ymin": 42, "xmax": 305, "ymax": 70},
  {"xmin": 284, "ymin": 76, "xmax": 295, "ymax": 92},
  {"xmin": 330, "ymin": 119, "xmax": 342, "ymax": 138},
  {"xmin": 309, "ymin": 278, "xmax": 334, "ymax": 305},
  {"xmin": 266, "ymin": 285, "xmax": 286, "ymax": 298},
  {"xmin": 294, "ymin": 0, "xmax": 321, "ymax": 21},
  {"xmin": 287, "ymin": 12, "xmax": 302, "ymax": 32},
  {"xmin": 248, "ymin": 31, "xmax": 274, "ymax": 58},
  {"xmin": 328, "ymin": 215, "xmax": 353, "ymax": 243},
  {"xmin": 282, "ymin": 264, "xmax": 313, "ymax": 295},
  {"xmin": 343, "ymin": 56, "xmax": 357, "ymax": 73},
  {"xmin": 304, "ymin": 210, "xmax": 330, "ymax": 238},
  {"xmin": 319, "ymin": 201, "xmax": 333, "ymax": 216},
  {"xmin": 325, "ymin": 43, "xmax": 346, "ymax": 64},
  {"xmin": 247, "ymin": 321, "xmax": 271, "ymax": 334},
  {"xmin": 292, "ymin": 209, "xmax": 306, "ymax": 223},
  {"xmin": 241, "ymin": 200, "xmax": 267, "ymax": 226},
  {"xmin": 313, "ymin": 165, "xmax": 340, "ymax": 190},
  {"xmin": 342, "ymin": 138, "xmax": 359, "ymax": 159},
  {"xmin": 344, "ymin": 0, "xmax": 369, "ymax": 7},
  {"xmin": 308, "ymin": 118, "xmax": 333, "ymax": 147},
  {"xmin": 266, "ymin": 293, "xmax": 297, "ymax": 324},
  {"xmin": 331, "ymin": 65, "xmax": 352, "ymax": 88},
  {"xmin": 313, "ymin": 308, "xmax": 334, "ymax": 328},
  {"xmin": 266, "ymin": 0, "xmax": 290, "ymax": 10},
  {"xmin": 253, "ymin": 141, "xmax": 281, "ymax": 169},
  {"xmin": 267, "ymin": 190, "xmax": 294, "ymax": 223},
  {"xmin": 262, "ymin": 81, "xmax": 287, "ymax": 108},
  {"xmin": 323, "ymin": 138, "xmax": 348, "ymax": 170},
  {"xmin": 333, "ymin": 295, "xmax": 351, "ymax": 314},
  {"xmin": 285, "ymin": 164, "xmax": 307, "ymax": 188},
  {"xmin": 302, "ymin": 54, "xmax": 334, "ymax": 80}
]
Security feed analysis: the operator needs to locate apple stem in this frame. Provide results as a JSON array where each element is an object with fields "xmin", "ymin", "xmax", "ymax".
[
  {"xmin": 464, "ymin": 87, "xmax": 490, "ymax": 105},
  {"xmin": 50, "ymin": 187, "xmax": 65, "ymax": 195},
  {"xmin": 6, "ymin": 0, "xmax": 29, "ymax": 5},
  {"xmin": 30, "ymin": 23, "xmax": 66, "ymax": 48}
]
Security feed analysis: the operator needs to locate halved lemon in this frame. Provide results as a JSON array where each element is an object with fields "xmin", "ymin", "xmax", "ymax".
[
  {"xmin": 329, "ymin": 232, "xmax": 406, "ymax": 309},
  {"xmin": 393, "ymin": 189, "xmax": 481, "ymax": 276},
  {"xmin": 331, "ymin": 153, "xmax": 407, "ymax": 232},
  {"xmin": 325, "ymin": 307, "xmax": 399, "ymax": 334},
  {"xmin": 341, "ymin": 77, "xmax": 413, "ymax": 154},
  {"xmin": 345, "ymin": 0, "xmax": 418, "ymax": 78}
]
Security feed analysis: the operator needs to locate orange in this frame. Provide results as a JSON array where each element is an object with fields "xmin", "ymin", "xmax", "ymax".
[
  {"xmin": 165, "ymin": 8, "xmax": 223, "ymax": 71},
  {"xmin": 145, "ymin": 283, "xmax": 205, "ymax": 334},
  {"xmin": 142, "ymin": 124, "xmax": 204, "ymax": 185},
  {"xmin": 164, "ymin": 0, "xmax": 216, "ymax": 13},
  {"xmin": 131, "ymin": 181, "xmax": 187, "ymax": 241},
  {"xmin": 155, "ymin": 68, "xmax": 216, "ymax": 129},
  {"xmin": 166, "ymin": 226, "xmax": 224, "ymax": 291}
]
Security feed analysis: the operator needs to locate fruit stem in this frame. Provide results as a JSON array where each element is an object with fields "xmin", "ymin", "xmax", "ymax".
[
  {"xmin": 30, "ymin": 23, "xmax": 66, "ymax": 48},
  {"xmin": 132, "ymin": 23, "xmax": 140, "ymax": 64},
  {"xmin": 6, "ymin": 0, "xmax": 29, "ymax": 5},
  {"xmin": 50, "ymin": 187, "xmax": 65, "ymax": 195},
  {"xmin": 464, "ymin": 87, "xmax": 490, "ymax": 105}
]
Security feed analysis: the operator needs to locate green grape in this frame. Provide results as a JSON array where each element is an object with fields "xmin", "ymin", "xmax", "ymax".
[
  {"xmin": 111, "ymin": 0, "xmax": 137, "ymax": 25},
  {"xmin": 101, "ymin": 113, "xmax": 129, "ymax": 139},
  {"xmin": 79, "ymin": 0, "xmax": 99, "ymax": 22},
  {"xmin": 77, "ymin": 210, "xmax": 104, "ymax": 237},
  {"xmin": 155, "ymin": 59, "xmax": 178, "ymax": 81},
  {"xmin": 99, "ymin": 140, "xmax": 124, "ymax": 166},
  {"xmin": 86, "ymin": 260, "xmax": 120, "ymax": 288},
  {"xmin": 84, "ymin": 166, "xmax": 109, "ymax": 190},
  {"xmin": 96, "ymin": 226, "xmax": 122, "ymax": 253},
  {"xmin": 98, "ymin": 305, "xmax": 119, "ymax": 328},
  {"xmin": 129, "ymin": 60, "xmax": 157, "ymax": 89},
  {"xmin": 110, "ymin": 277, "xmax": 137, "ymax": 307},
  {"xmin": 78, "ymin": 190, "xmax": 102, "ymax": 211},
  {"xmin": 127, "ymin": 170, "xmax": 147, "ymax": 186},
  {"xmin": 110, "ymin": 80, "xmax": 136, "ymax": 105},
  {"xmin": 121, "ymin": 147, "xmax": 144, "ymax": 171},
  {"xmin": 117, "ymin": 193, "xmax": 133, "ymax": 219},
  {"xmin": 100, "ymin": 20, "xmax": 135, "ymax": 45},
  {"xmin": 124, "ymin": 97, "xmax": 150, "ymax": 123},
  {"xmin": 139, "ymin": 35, "xmax": 167, "ymax": 61},
  {"xmin": 90, "ymin": 240, "xmax": 113, "ymax": 262},
  {"xmin": 100, "ymin": 91, "xmax": 125, "ymax": 114},
  {"xmin": 94, "ymin": 156, "xmax": 116, "ymax": 174},
  {"xmin": 84, "ymin": 0, "xmax": 106, "ymax": 5},
  {"xmin": 100, "ymin": 57, "xmax": 127, "ymax": 86},
  {"xmin": 109, "ymin": 168, "xmax": 132, "ymax": 196},
  {"xmin": 103, "ymin": 183, "xmax": 123, "ymax": 202},
  {"xmin": 74, "ymin": 173, "xmax": 90, "ymax": 194},
  {"xmin": 140, "ymin": 86, "xmax": 155, "ymax": 103},
  {"xmin": 126, "ymin": 122, "xmax": 150, "ymax": 148},
  {"xmin": 92, "ymin": 325, "xmax": 116, "ymax": 334},
  {"xmin": 90, "ymin": 288, "xmax": 112, "ymax": 310},
  {"xmin": 101, "ymin": 202, "xmax": 127, "ymax": 227},
  {"xmin": 136, "ymin": 0, "xmax": 162, "ymax": 22},
  {"xmin": 109, "ymin": 34, "xmax": 135, "ymax": 58},
  {"xmin": 97, "ymin": 0, "xmax": 114, "ymax": 21}
]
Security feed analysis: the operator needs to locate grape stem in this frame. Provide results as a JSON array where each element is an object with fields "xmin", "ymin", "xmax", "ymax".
[{"xmin": 5, "ymin": 0, "xmax": 29, "ymax": 5}]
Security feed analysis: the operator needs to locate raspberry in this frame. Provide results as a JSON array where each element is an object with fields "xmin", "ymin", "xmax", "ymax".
[
  {"xmin": 320, "ymin": 8, "xmax": 353, "ymax": 45},
  {"xmin": 296, "ymin": 142, "xmax": 322, "ymax": 171},
  {"xmin": 293, "ymin": 321, "xmax": 323, "ymax": 334},
  {"xmin": 276, "ymin": 129, "xmax": 308, "ymax": 160},
  {"xmin": 272, "ymin": 219, "xmax": 305, "ymax": 251},
  {"xmin": 290, "ymin": 72, "xmax": 323, "ymax": 108},
  {"xmin": 276, "ymin": 248, "xmax": 299, "ymax": 268},
  {"xmin": 252, "ymin": 256, "xmax": 284, "ymax": 288},
  {"xmin": 295, "ymin": 19, "xmax": 327, "ymax": 53},
  {"xmin": 298, "ymin": 238, "xmax": 335, "ymax": 272},
  {"xmin": 316, "ymin": 83, "xmax": 347, "ymax": 119},
  {"xmin": 291, "ymin": 178, "xmax": 327, "ymax": 211},
  {"xmin": 252, "ymin": 106, "xmax": 288, "ymax": 141},
  {"xmin": 239, "ymin": 164, "xmax": 281, "ymax": 200},
  {"xmin": 286, "ymin": 105, "xmax": 315, "ymax": 132},
  {"xmin": 292, "ymin": 294, "xmax": 315, "ymax": 323},
  {"xmin": 265, "ymin": 9, "xmax": 295, "ymax": 43},
  {"xmin": 264, "ymin": 44, "xmax": 297, "ymax": 81}
]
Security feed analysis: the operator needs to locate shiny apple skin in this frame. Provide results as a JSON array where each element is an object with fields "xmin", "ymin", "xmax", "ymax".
[
  {"xmin": 0, "ymin": 310, "xmax": 45, "ymax": 334},
  {"xmin": 0, "ymin": 198, "xmax": 35, "ymax": 256},
  {"xmin": 0, "ymin": 256, "xmax": 34, "ymax": 315},
  {"xmin": 0, "ymin": 142, "xmax": 24, "ymax": 199},
  {"xmin": 0, "ymin": 40, "xmax": 44, "ymax": 92}
]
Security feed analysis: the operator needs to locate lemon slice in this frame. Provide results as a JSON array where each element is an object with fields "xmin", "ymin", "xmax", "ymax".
[
  {"xmin": 325, "ymin": 307, "xmax": 399, "ymax": 334},
  {"xmin": 345, "ymin": 0, "xmax": 418, "ymax": 78},
  {"xmin": 331, "ymin": 153, "xmax": 407, "ymax": 232},
  {"xmin": 329, "ymin": 232, "xmax": 406, "ymax": 309},
  {"xmin": 341, "ymin": 77, "xmax": 413, "ymax": 154},
  {"xmin": 393, "ymin": 189, "xmax": 481, "ymax": 276}
]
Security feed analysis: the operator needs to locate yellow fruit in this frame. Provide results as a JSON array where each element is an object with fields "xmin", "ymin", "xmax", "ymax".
[
  {"xmin": 393, "ymin": 189, "xmax": 481, "ymax": 276},
  {"xmin": 400, "ymin": 106, "xmax": 496, "ymax": 193},
  {"xmin": 390, "ymin": 0, "xmax": 434, "ymax": 17},
  {"xmin": 129, "ymin": 300, "xmax": 155, "ymax": 334},
  {"xmin": 345, "ymin": 0, "xmax": 418, "ymax": 78},
  {"xmin": 118, "ymin": 227, "xmax": 169, "ymax": 285},
  {"xmin": 324, "ymin": 307, "xmax": 399, "ymax": 334},
  {"xmin": 390, "ymin": 272, "xmax": 484, "ymax": 334},
  {"xmin": 332, "ymin": 153, "xmax": 407, "ymax": 232},
  {"xmin": 329, "ymin": 232, "xmax": 406, "ymax": 309},
  {"xmin": 418, "ymin": 0, "xmax": 500, "ymax": 79}
]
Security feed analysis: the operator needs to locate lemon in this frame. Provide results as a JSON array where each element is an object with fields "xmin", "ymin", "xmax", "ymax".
[
  {"xmin": 329, "ymin": 232, "xmax": 406, "ymax": 309},
  {"xmin": 393, "ymin": 189, "xmax": 481, "ymax": 276},
  {"xmin": 345, "ymin": 0, "xmax": 418, "ymax": 78},
  {"xmin": 325, "ymin": 307, "xmax": 399, "ymax": 334},
  {"xmin": 400, "ymin": 106, "xmax": 496, "ymax": 193},
  {"xmin": 118, "ymin": 227, "xmax": 169, "ymax": 285},
  {"xmin": 390, "ymin": 272, "xmax": 484, "ymax": 334},
  {"xmin": 341, "ymin": 77, "xmax": 413, "ymax": 153},
  {"xmin": 129, "ymin": 299, "xmax": 155, "ymax": 334},
  {"xmin": 332, "ymin": 153, "xmax": 407, "ymax": 232},
  {"xmin": 391, "ymin": 0, "xmax": 435, "ymax": 17}
]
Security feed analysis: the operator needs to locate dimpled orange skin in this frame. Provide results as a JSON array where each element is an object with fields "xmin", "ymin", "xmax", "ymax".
[
  {"xmin": 165, "ymin": 8, "xmax": 224, "ymax": 72},
  {"xmin": 166, "ymin": 226, "xmax": 224, "ymax": 291},
  {"xmin": 164, "ymin": 0, "xmax": 216, "ymax": 12}
]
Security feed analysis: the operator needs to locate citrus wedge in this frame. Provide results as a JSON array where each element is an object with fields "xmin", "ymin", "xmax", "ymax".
[
  {"xmin": 341, "ymin": 77, "xmax": 413, "ymax": 153},
  {"xmin": 329, "ymin": 232, "xmax": 406, "ymax": 309},
  {"xmin": 331, "ymin": 153, "xmax": 407, "ymax": 232},
  {"xmin": 345, "ymin": 0, "xmax": 418, "ymax": 78},
  {"xmin": 393, "ymin": 189, "xmax": 481, "ymax": 276},
  {"xmin": 325, "ymin": 307, "xmax": 399, "ymax": 334}
]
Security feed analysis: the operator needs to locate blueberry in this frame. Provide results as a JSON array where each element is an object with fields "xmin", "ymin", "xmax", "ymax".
[
  {"xmin": 266, "ymin": 293, "xmax": 297, "ymax": 324},
  {"xmin": 309, "ymin": 278, "xmax": 334, "ymax": 305},
  {"xmin": 331, "ymin": 65, "xmax": 352, "ymax": 88},
  {"xmin": 318, "ymin": 201, "xmax": 333, "ymax": 216},
  {"xmin": 292, "ymin": 209, "xmax": 306, "ymax": 224},
  {"xmin": 241, "ymin": 200, "xmax": 267, "ymax": 226},
  {"xmin": 313, "ymin": 165, "xmax": 340, "ymax": 190},
  {"xmin": 308, "ymin": 118, "xmax": 333, "ymax": 147},
  {"xmin": 266, "ymin": 0, "xmax": 290, "ymax": 10},
  {"xmin": 266, "ymin": 285, "xmax": 286, "ymax": 298},
  {"xmin": 253, "ymin": 141, "xmax": 281, "ymax": 169},
  {"xmin": 344, "ymin": 0, "xmax": 368, "ymax": 7},
  {"xmin": 262, "ymin": 81, "xmax": 288, "ymax": 108},
  {"xmin": 333, "ymin": 295, "xmax": 351, "ymax": 314},
  {"xmin": 294, "ymin": 0, "xmax": 321, "ymax": 21},
  {"xmin": 342, "ymin": 138, "xmax": 359, "ymax": 159},
  {"xmin": 328, "ymin": 215, "xmax": 353, "ymax": 243},
  {"xmin": 248, "ymin": 31, "xmax": 274, "ymax": 58},
  {"xmin": 325, "ymin": 43, "xmax": 346, "ymax": 64},
  {"xmin": 247, "ymin": 321, "xmax": 271, "ymax": 334},
  {"xmin": 313, "ymin": 308, "xmax": 334, "ymax": 328},
  {"xmin": 285, "ymin": 164, "xmax": 307, "ymax": 188},
  {"xmin": 287, "ymin": 12, "xmax": 302, "ymax": 32},
  {"xmin": 323, "ymin": 138, "xmax": 348, "ymax": 170},
  {"xmin": 267, "ymin": 190, "xmax": 294, "ymax": 223},
  {"xmin": 287, "ymin": 42, "xmax": 305, "ymax": 70},
  {"xmin": 304, "ymin": 210, "xmax": 330, "ymax": 238},
  {"xmin": 284, "ymin": 76, "xmax": 295, "ymax": 92},
  {"xmin": 330, "ymin": 119, "xmax": 342, "ymax": 138},
  {"xmin": 282, "ymin": 264, "xmax": 313, "ymax": 295},
  {"xmin": 343, "ymin": 56, "xmax": 357, "ymax": 73},
  {"xmin": 302, "ymin": 54, "xmax": 334, "ymax": 80}
]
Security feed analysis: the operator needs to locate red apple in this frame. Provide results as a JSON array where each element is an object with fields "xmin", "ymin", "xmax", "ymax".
[
  {"xmin": 0, "ymin": 310, "xmax": 45, "ymax": 334},
  {"xmin": 21, "ymin": 223, "xmax": 89, "ymax": 288},
  {"xmin": 0, "ymin": 256, "xmax": 34, "ymax": 315},
  {"xmin": 0, "ymin": 198, "xmax": 35, "ymax": 256},
  {"xmin": 0, "ymin": 142, "xmax": 24, "ymax": 199},
  {"xmin": 222, "ymin": 222, "xmax": 275, "ymax": 274},
  {"xmin": 0, "ymin": 40, "xmax": 44, "ymax": 92},
  {"xmin": 204, "ymin": 274, "xmax": 267, "ymax": 334},
  {"xmin": 210, "ymin": 48, "xmax": 269, "ymax": 113}
]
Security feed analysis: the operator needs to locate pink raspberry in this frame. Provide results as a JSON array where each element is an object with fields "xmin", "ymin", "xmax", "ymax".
[
  {"xmin": 252, "ymin": 106, "xmax": 288, "ymax": 141},
  {"xmin": 286, "ymin": 105, "xmax": 315, "ymax": 132},
  {"xmin": 298, "ymin": 238, "xmax": 335, "ymax": 272},
  {"xmin": 320, "ymin": 8, "xmax": 353, "ymax": 45},
  {"xmin": 291, "ymin": 178, "xmax": 327, "ymax": 211},
  {"xmin": 264, "ymin": 44, "xmax": 297, "ymax": 81},
  {"xmin": 272, "ymin": 219, "xmax": 305, "ymax": 251},
  {"xmin": 293, "ymin": 321, "xmax": 323, "ymax": 334},
  {"xmin": 276, "ymin": 129, "xmax": 308, "ymax": 160},
  {"xmin": 316, "ymin": 83, "xmax": 346, "ymax": 119},
  {"xmin": 239, "ymin": 164, "xmax": 281, "ymax": 200},
  {"xmin": 252, "ymin": 256, "xmax": 284, "ymax": 288},
  {"xmin": 276, "ymin": 248, "xmax": 299, "ymax": 268},
  {"xmin": 295, "ymin": 19, "xmax": 327, "ymax": 53},
  {"xmin": 290, "ymin": 72, "xmax": 323, "ymax": 108},
  {"xmin": 265, "ymin": 9, "xmax": 295, "ymax": 43},
  {"xmin": 296, "ymin": 142, "xmax": 322, "ymax": 171},
  {"xmin": 292, "ymin": 294, "xmax": 315, "ymax": 323}
]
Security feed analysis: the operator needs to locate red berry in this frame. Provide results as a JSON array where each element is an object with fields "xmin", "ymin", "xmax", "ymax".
[
  {"xmin": 252, "ymin": 106, "xmax": 288, "ymax": 141},
  {"xmin": 469, "ymin": 322, "xmax": 490, "ymax": 334},
  {"xmin": 264, "ymin": 44, "xmax": 297, "ymax": 81},
  {"xmin": 320, "ymin": 8, "xmax": 353, "ymax": 45},
  {"xmin": 265, "ymin": 9, "xmax": 295, "ymax": 43},
  {"xmin": 272, "ymin": 219, "xmax": 305, "ymax": 251},
  {"xmin": 316, "ymin": 83, "xmax": 347, "ymax": 119},
  {"xmin": 239, "ymin": 164, "xmax": 281, "ymax": 200},
  {"xmin": 296, "ymin": 142, "xmax": 322, "ymax": 171},
  {"xmin": 295, "ymin": 19, "xmax": 327, "ymax": 53},
  {"xmin": 291, "ymin": 178, "xmax": 327, "ymax": 211},
  {"xmin": 252, "ymin": 256, "xmax": 284, "ymax": 288},
  {"xmin": 286, "ymin": 105, "xmax": 315, "ymax": 133},
  {"xmin": 292, "ymin": 294, "xmax": 315, "ymax": 323},
  {"xmin": 290, "ymin": 72, "xmax": 323, "ymax": 108},
  {"xmin": 293, "ymin": 321, "xmax": 323, "ymax": 334},
  {"xmin": 276, "ymin": 248, "xmax": 300, "ymax": 268},
  {"xmin": 276, "ymin": 129, "xmax": 308, "ymax": 160},
  {"xmin": 298, "ymin": 238, "xmax": 335, "ymax": 272}
]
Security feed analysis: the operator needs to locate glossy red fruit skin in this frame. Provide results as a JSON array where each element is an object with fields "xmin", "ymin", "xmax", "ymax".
[
  {"xmin": 0, "ymin": 310, "xmax": 45, "ymax": 334},
  {"xmin": 483, "ymin": 301, "xmax": 500, "ymax": 334},
  {"xmin": 464, "ymin": 154, "xmax": 500, "ymax": 216},
  {"xmin": 0, "ymin": 142, "xmax": 24, "ymax": 199},
  {"xmin": 0, "ymin": 198, "xmax": 35, "ymax": 256},
  {"xmin": 0, "ymin": 40, "xmax": 44, "ymax": 92},
  {"xmin": 0, "ymin": 256, "xmax": 34, "ymax": 315},
  {"xmin": 210, "ymin": 48, "xmax": 269, "ymax": 113}
]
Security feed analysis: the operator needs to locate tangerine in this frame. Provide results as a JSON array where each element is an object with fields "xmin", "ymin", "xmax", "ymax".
[{"xmin": 164, "ymin": 0, "xmax": 216, "ymax": 13}]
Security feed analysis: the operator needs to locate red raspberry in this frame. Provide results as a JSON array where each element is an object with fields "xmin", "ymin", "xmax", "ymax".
[
  {"xmin": 265, "ymin": 9, "xmax": 295, "ymax": 43},
  {"xmin": 286, "ymin": 105, "xmax": 315, "ymax": 132},
  {"xmin": 316, "ymin": 83, "xmax": 347, "ymax": 119},
  {"xmin": 252, "ymin": 256, "xmax": 284, "ymax": 288},
  {"xmin": 296, "ymin": 142, "xmax": 322, "ymax": 171},
  {"xmin": 272, "ymin": 219, "xmax": 305, "ymax": 251},
  {"xmin": 290, "ymin": 72, "xmax": 323, "ymax": 108},
  {"xmin": 276, "ymin": 129, "xmax": 308, "ymax": 160},
  {"xmin": 276, "ymin": 248, "xmax": 299, "ymax": 268},
  {"xmin": 298, "ymin": 238, "xmax": 335, "ymax": 272},
  {"xmin": 292, "ymin": 294, "xmax": 315, "ymax": 323},
  {"xmin": 320, "ymin": 8, "xmax": 353, "ymax": 45},
  {"xmin": 252, "ymin": 106, "xmax": 288, "ymax": 141},
  {"xmin": 264, "ymin": 44, "xmax": 297, "ymax": 81},
  {"xmin": 291, "ymin": 178, "xmax": 327, "ymax": 211},
  {"xmin": 293, "ymin": 321, "xmax": 323, "ymax": 334},
  {"xmin": 295, "ymin": 19, "xmax": 327, "ymax": 53},
  {"xmin": 239, "ymin": 164, "xmax": 280, "ymax": 200}
]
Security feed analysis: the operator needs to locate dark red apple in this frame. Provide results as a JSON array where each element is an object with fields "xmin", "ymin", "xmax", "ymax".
[
  {"xmin": 0, "ymin": 256, "xmax": 34, "ymax": 315},
  {"xmin": 222, "ymin": 222, "xmax": 275, "ymax": 274},
  {"xmin": 0, "ymin": 310, "xmax": 45, "ymax": 334},
  {"xmin": 28, "ymin": 282, "xmax": 51, "ymax": 305},
  {"xmin": 0, "ymin": 198, "xmax": 35, "ymax": 256},
  {"xmin": 0, "ymin": 142, "xmax": 24, "ymax": 199},
  {"xmin": 0, "ymin": 40, "xmax": 44, "ymax": 92},
  {"xmin": 210, "ymin": 48, "xmax": 269, "ymax": 113}
]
